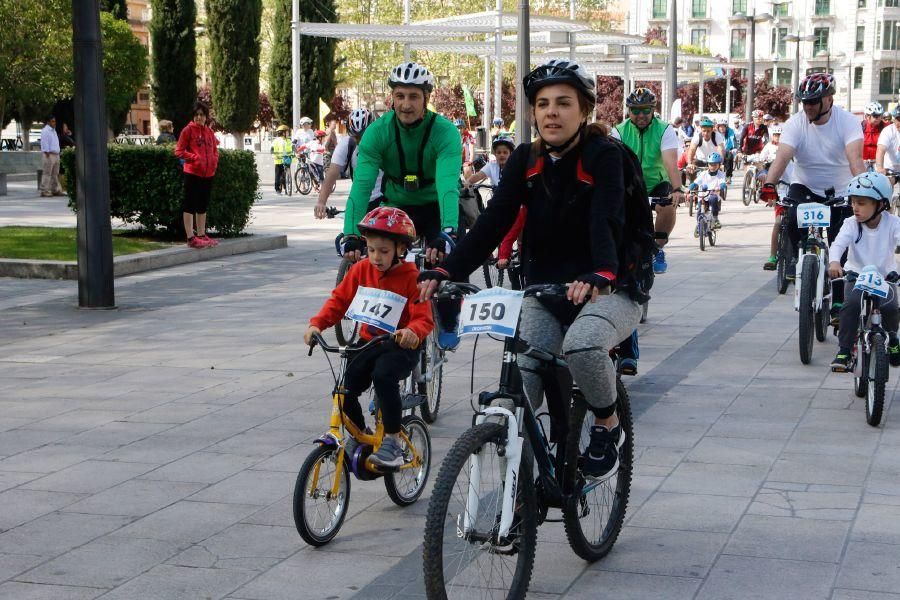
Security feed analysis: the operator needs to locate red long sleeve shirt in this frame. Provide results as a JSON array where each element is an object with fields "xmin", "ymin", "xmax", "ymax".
[
  {"xmin": 310, "ymin": 260, "xmax": 434, "ymax": 342},
  {"xmin": 498, "ymin": 207, "xmax": 526, "ymax": 261}
]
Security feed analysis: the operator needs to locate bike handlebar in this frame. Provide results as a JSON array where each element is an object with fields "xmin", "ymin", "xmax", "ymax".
[
  {"xmin": 307, "ymin": 332, "xmax": 393, "ymax": 356},
  {"xmin": 433, "ymin": 281, "xmax": 569, "ymax": 301}
]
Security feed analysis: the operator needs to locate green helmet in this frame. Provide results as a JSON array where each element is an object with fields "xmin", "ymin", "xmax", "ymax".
[{"xmin": 699, "ymin": 117, "xmax": 714, "ymax": 128}]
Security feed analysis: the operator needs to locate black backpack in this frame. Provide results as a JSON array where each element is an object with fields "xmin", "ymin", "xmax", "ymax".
[{"xmin": 524, "ymin": 131, "xmax": 657, "ymax": 303}]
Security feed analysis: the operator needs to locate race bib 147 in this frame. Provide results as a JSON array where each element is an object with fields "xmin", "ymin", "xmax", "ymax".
[{"xmin": 345, "ymin": 287, "xmax": 407, "ymax": 333}]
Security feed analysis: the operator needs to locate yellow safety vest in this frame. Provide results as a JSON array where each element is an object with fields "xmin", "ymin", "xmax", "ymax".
[{"xmin": 273, "ymin": 137, "xmax": 291, "ymax": 165}]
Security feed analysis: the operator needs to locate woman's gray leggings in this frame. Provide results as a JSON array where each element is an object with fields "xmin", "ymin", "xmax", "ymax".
[{"xmin": 517, "ymin": 291, "xmax": 642, "ymax": 414}]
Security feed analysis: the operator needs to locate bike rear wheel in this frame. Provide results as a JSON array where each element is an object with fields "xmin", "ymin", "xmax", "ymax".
[
  {"xmin": 798, "ymin": 255, "xmax": 817, "ymax": 364},
  {"xmin": 423, "ymin": 422, "xmax": 537, "ymax": 600},
  {"xmin": 285, "ymin": 166, "xmax": 293, "ymax": 196},
  {"xmin": 482, "ymin": 256, "xmax": 504, "ymax": 289},
  {"xmin": 418, "ymin": 330, "xmax": 444, "ymax": 424},
  {"xmin": 384, "ymin": 415, "xmax": 432, "ymax": 506},
  {"xmin": 562, "ymin": 380, "xmax": 633, "ymax": 562},
  {"xmin": 866, "ymin": 334, "xmax": 887, "ymax": 427},
  {"xmin": 334, "ymin": 259, "xmax": 360, "ymax": 345},
  {"xmin": 297, "ymin": 168, "xmax": 313, "ymax": 195},
  {"xmin": 854, "ymin": 341, "xmax": 868, "ymax": 398},
  {"xmin": 815, "ymin": 277, "xmax": 831, "ymax": 342},
  {"xmin": 293, "ymin": 444, "xmax": 351, "ymax": 546}
]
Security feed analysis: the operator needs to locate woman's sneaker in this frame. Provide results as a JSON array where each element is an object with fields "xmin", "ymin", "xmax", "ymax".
[
  {"xmin": 369, "ymin": 436, "xmax": 405, "ymax": 469},
  {"xmin": 199, "ymin": 235, "xmax": 219, "ymax": 247},
  {"xmin": 581, "ymin": 424, "xmax": 625, "ymax": 480},
  {"xmin": 188, "ymin": 236, "xmax": 209, "ymax": 249}
]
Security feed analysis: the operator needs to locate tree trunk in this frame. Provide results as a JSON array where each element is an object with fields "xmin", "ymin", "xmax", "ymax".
[{"xmin": 232, "ymin": 132, "xmax": 243, "ymax": 150}]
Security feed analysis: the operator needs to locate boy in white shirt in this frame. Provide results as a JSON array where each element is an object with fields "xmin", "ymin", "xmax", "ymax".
[
  {"xmin": 689, "ymin": 152, "xmax": 727, "ymax": 231},
  {"xmin": 300, "ymin": 130, "xmax": 327, "ymax": 187},
  {"xmin": 828, "ymin": 172, "xmax": 900, "ymax": 371}
]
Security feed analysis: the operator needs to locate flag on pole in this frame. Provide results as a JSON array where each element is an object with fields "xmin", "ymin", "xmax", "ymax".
[
  {"xmin": 319, "ymin": 98, "xmax": 331, "ymax": 129},
  {"xmin": 462, "ymin": 86, "xmax": 477, "ymax": 117}
]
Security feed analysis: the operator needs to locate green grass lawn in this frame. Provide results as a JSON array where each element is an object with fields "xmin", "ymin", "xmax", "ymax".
[{"xmin": 0, "ymin": 227, "xmax": 175, "ymax": 261}]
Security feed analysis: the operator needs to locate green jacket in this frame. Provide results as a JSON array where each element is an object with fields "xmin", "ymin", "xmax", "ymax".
[
  {"xmin": 615, "ymin": 117, "xmax": 670, "ymax": 193},
  {"xmin": 344, "ymin": 110, "xmax": 463, "ymax": 235}
]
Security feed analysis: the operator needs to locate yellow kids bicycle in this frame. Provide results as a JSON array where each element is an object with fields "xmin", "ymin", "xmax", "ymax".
[{"xmin": 293, "ymin": 332, "xmax": 432, "ymax": 546}]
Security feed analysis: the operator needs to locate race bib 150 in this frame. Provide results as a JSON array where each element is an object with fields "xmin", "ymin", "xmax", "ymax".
[{"xmin": 459, "ymin": 288, "xmax": 525, "ymax": 338}]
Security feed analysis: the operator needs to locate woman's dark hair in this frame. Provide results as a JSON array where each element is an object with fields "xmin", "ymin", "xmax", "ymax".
[{"xmin": 192, "ymin": 101, "xmax": 210, "ymax": 118}]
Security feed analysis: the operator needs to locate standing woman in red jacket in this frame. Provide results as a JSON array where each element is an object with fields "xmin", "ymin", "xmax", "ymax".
[{"xmin": 175, "ymin": 102, "xmax": 220, "ymax": 248}]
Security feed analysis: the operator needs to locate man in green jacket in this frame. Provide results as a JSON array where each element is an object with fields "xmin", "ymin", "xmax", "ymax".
[
  {"xmin": 612, "ymin": 87, "xmax": 684, "ymax": 275},
  {"xmin": 343, "ymin": 62, "xmax": 463, "ymax": 265}
]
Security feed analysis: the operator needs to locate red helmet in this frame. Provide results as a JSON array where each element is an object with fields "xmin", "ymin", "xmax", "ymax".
[
  {"xmin": 357, "ymin": 207, "xmax": 417, "ymax": 244},
  {"xmin": 314, "ymin": 129, "xmax": 326, "ymax": 137},
  {"xmin": 751, "ymin": 109, "xmax": 764, "ymax": 118},
  {"xmin": 796, "ymin": 73, "xmax": 835, "ymax": 101}
]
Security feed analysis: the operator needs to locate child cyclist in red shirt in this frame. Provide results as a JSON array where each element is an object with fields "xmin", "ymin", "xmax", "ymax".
[{"xmin": 304, "ymin": 207, "xmax": 434, "ymax": 468}]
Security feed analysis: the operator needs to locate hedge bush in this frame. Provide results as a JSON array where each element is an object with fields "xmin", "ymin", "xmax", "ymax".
[{"xmin": 61, "ymin": 144, "xmax": 259, "ymax": 236}]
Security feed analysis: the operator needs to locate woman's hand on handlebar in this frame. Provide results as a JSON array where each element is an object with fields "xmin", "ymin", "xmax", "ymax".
[
  {"xmin": 568, "ymin": 273, "xmax": 611, "ymax": 305},
  {"xmin": 304, "ymin": 325, "xmax": 322, "ymax": 346},
  {"xmin": 828, "ymin": 261, "xmax": 843, "ymax": 280},
  {"xmin": 417, "ymin": 268, "xmax": 450, "ymax": 303}
]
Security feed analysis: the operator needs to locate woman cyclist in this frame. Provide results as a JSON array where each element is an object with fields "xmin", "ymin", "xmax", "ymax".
[{"xmin": 417, "ymin": 59, "xmax": 643, "ymax": 480}]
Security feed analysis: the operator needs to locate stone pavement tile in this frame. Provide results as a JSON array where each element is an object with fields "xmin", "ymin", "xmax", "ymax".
[
  {"xmin": 0, "ymin": 417, "xmax": 35, "ymax": 432},
  {"xmin": 659, "ymin": 462, "xmax": 769, "ymax": 497},
  {"xmin": 626, "ymin": 421, "xmax": 709, "ymax": 449},
  {"xmin": 784, "ymin": 429, "xmax": 880, "ymax": 457},
  {"xmin": 0, "ymin": 471, "xmax": 42, "ymax": 493},
  {"xmin": 564, "ymin": 569, "xmax": 701, "ymax": 600},
  {"xmin": 696, "ymin": 555, "xmax": 837, "ymax": 599},
  {"xmin": 634, "ymin": 445, "xmax": 689, "ymax": 468},
  {"xmin": 205, "ymin": 428, "xmax": 300, "ymax": 459},
  {"xmin": 91, "ymin": 564, "xmax": 256, "ymax": 600},
  {"xmin": 748, "ymin": 487, "xmax": 861, "ymax": 520},
  {"xmin": 0, "ymin": 444, "xmax": 106, "ymax": 474},
  {"xmin": 524, "ymin": 542, "xmax": 589, "ymax": 594},
  {"xmin": 0, "ymin": 582, "xmax": 106, "ymax": 600},
  {"xmin": 17, "ymin": 535, "xmax": 183, "ymax": 589},
  {"xmin": 798, "ymin": 408, "xmax": 880, "ymax": 433},
  {"xmin": 686, "ymin": 437, "xmax": 784, "ymax": 467},
  {"xmin": 724, "ymin": 514, "xmax": 850, "ymax": 562},
  {"xmin": 833, "ymin": 591, "xmax": 900, "ymax": 600},
  {"xmin": 767, "ymin": 453, "xmax": 872, "ymax": 486},
  {"xmin": 305, "ymin": 506, "xmax": 430, "ymax": 558},
  {"xmin": 809, "ymin": 389, "xmax": 857, "ymax": 410},
  {"xmin": 20, "ymin": 460, "xmax": 156, "ymax": 495},
  {"xmin": 726, "ymin": 394, "xmax": 811, "ymax": 421},
  {"xmin": 593, "ymin": 527, "xmax": 727, "ymax": 578},
  {"xmin": 705, "ymin": 414, "xmax": 797, "ymax": 440},
  {"xmin": 871, "ymin": 446, "xmax": 900, "ymax": 477},
  {"xmin": 63, "ymin": 479, "xmax": 205, "ymax": 517},
  {"xmin": 123, "ymin": 403, "xmax": 221, "ymax": 424},
  {"xmin": 63, "ymin": 421, "xmax": 175, "ymax": 450},
  {"xmin": 230, "ymin": 549, "xmax": 399, "ymax": 600},
  {"xmin": 0, "ymin": 512, "xmax": 131, "ymax": 557},
  {"xmin": 851, "ymin": 504, "xmax": 900, "ymax": 545},
  {"xmin": 628, "ymin": 492, "xmax": 750, "ymax": 533},
  {"xmin": 247, "ymin": 443, "xmax": 308, "ymax": 473},
  {"xmin": 99, "ymin": 434, "xmax": 214, "ymax": 464},
  {"xmin": 165, "ymin": 523, "xmax": 304, "ymax": 572},
  {"xmin": 0, "ymin": 429, "xmax": 71, "ymax": 456},
  {"xmin": 138, "ymin": 451, "xmax": 261, "ymax": 484},
  {"xmin": 21, "ymin": 410, "xmax": 132, "ymax": 433},
  {"xmin": 835, "ymin": 541, "xmax": 900, "ymax": 594},
  {"xmin": 626, "ymin": 474, "xmax": 666, "ymax": 515},
  {"xmin": 239, "ymin": 495, "xmax": 294, "ymax": 528},
  {"xmin": 637, "ymin": 402, "xmax": 724, "ymax": 426},
  {"xmin": 188, "ymin": 470, "xmax": 290, "ymax": 506},
  {"xmin": 0, "ymin": 553, "xmax": 46, "ymax": 582},
  {"xmin": 865, "ymin": 474, "xmax": 900, "ymax": 506},
  {"xmin": 116, "ymin": 500, "xmax": 260, "ymax": 544},
  {"xmin": 0, "ymin": 488, "xmax": 85, "ymax": 531}
]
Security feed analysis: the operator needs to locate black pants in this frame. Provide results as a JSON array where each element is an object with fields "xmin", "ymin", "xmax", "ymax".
[
  {"xmin": 274, "ymin": 164, "xmax": 286, "ymax": 192},
  {"xmin": 182, "ymin": 173, "xmax": 213, "ymax": 214},
  {"xmin": 838, "ymin": 282, "xmax": 900, "ymax": 350},
  {"xmin": 723, "ymin": 151, "xmax": 735, "ymax": 178},
  {"xmin": 399, "ymin": 202, "xmax": 442, "ymax": 242},
  {"xmin": 343, "ymin": 340, "xmax": 419, "ymax": 434}
]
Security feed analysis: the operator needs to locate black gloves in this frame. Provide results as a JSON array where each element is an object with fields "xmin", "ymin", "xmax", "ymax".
[
  {"xmin": 417, "ymin": 267, "xmax": 451, "ymax": 284},
  {"xmin": 341, "ymin": 234, "xmax": 364, "ymax": 255}
]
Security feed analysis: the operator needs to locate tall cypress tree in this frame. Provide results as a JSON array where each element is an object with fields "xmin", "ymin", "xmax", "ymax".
[
  {"xmin": 299, "ymin": 0, "xmax": 337, "ymax": 122},
  {"xmin": 100, "ymin": 0, "xmax": 128, "ymax": 19},
  {"xmin": 150, "ymin": 0, "xmax": 197, "ymax": 135},
  {"xmin": 206, "ymin": 0, "xmax": 262, "ymax": 137},
  {"xmin": 269, "ymin": 0, "xmax": 292, "ymax": 125}
]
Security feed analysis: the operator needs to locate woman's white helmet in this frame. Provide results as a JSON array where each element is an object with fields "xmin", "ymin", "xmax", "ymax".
[
  {"xmin": 388, "ymin": 62, "xmax": 435, "ymax": 93},
  {"xmin": 298, "ymin": 116, "xmax": 313, "ymax": 125},
  {"xmin": 846, "ymin": 172, "xmax": 892, "ymax": 203},
  {"xmin": 865, "ymin": 101, "xmax": 885, "ymax": 116},
  {"xmin": 770, "ymin": 125, "xmax": 783, "ymax": 135},
  {"xmin": 715, "ymin": 116, "xmax": 728, "ymax": 125},
  {"xmin": 348, "ymin": 108, "xmax": 373, "ymax": 136}
]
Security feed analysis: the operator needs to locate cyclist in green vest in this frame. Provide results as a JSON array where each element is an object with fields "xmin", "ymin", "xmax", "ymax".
[
  {"xmin": 611, "ymin": 87, "xmax": 684, "ymax": 275},
  {"xmin": 272, "ymin": 125, "xmax": 292, "ymax": 194}
]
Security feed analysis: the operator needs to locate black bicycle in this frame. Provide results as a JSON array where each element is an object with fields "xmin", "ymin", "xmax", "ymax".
[{"xmin": 423, "ymin": 282, "xmax": 633, "ymax": 599}]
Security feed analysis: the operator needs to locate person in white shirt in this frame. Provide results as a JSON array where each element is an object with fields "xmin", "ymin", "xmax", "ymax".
[
  {"xmin": 760, "ymin": 73, "xmax": 865, "ymax": 274},
  {"xmin": 876, "ymin": 105, "xmax": 900, "ymax": 180},
  {"xmin": 466, "ymin": 136, "xmax": 514, "ymax": 187},
  {"xmin": 689, "ymin": 152, "xmax": 727, "ymax": 230},
  {"xmin": 39, "ymin": 115, "xmax": 62, "ymax": 197},
  {"xmin": 293, "ymin": 116, "xmax": 314, "ymax": 147},
  {"xmin": 827, "ymin": 172, "xmax": 900, "ymax": 371},
  {"xmin": 299, "ymin": 130, "xmax": 327, "ymax": 188},
  {"xmin": 685, "ymin": 117, "xmax": 725, "ymax": 181}
]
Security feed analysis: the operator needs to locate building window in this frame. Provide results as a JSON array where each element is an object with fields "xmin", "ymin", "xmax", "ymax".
[
  {"xmin": 692, "ymin": 0, "xmax": 707, "ymax": 18},
  {"xmin": 773, "ymin": 2, "xmax": 789, "ymax": 17},
  {"xmin": 732, "ymin": 0, "xmax": 747, "ymax": 13},
  {"xmin": 815, "ymin": 0, "xmax": 831, "ymax": 14},
  {"xmin": 879, "ymin": 0, "xmax": 900, "ymax": 7},
  {"xmin": 854, "ymin": 66, "xmax": 864, "ymax": 89},
  {"xmin": 771, "ymin": 27, "xmax": 788, "ymax": 57},
  {"xmin": 880, "ymin": 67, "xmax": 899, "ymax": 95},
  {"xmin": 731, "ymin": 29, "xmax": 747, "ymax": 59},
  {"xmin": 778, "ymin": 68, "xmax": 792, "ymax": 87},
  {"xmin": 652, "ymin": 0, "xmax": 667, "ymax": 18},
  {"xmin": 813, "ymin": 27, "xmax": 829, "ymax": 55},
  {"xmin": 807, "ymin": 67, "xmax": 827, "ymax": 75},
  {"xmin": 882, "ymin": 21, "xmax": 900, "ymax": 50},
  {"xmin": 857, "ymin": 26, "xmax": 865, "ymax": 52},
  {"xmin": 859, "ymin": 0, "xmax": 866, "ymax": 6},
  {"xmin": 691, "ymin": 28, "xmax": 707, "ymax": 48}
]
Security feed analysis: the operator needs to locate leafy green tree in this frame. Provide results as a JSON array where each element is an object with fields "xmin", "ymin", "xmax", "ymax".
[
  {"xmin": 206, "ymin": 0, "xmax": 263, "ymax": 137},
  {"xmin": 299, "ymin": 0, "xmax": 339, "ymax": 122},
  {"xmin": 100, "ymin": 0, "xmax": 128, "ymax": 19},
  {"xmin": 269, "ymin": 0, "xmax": 292, "ymax": 124},
  {"xmin": 101, "ymin": 13, "xmax": 149, "ymax": 134},
  {"xmin": 150, "ymin": 0, "xmax": 197, "ymax": 135}
]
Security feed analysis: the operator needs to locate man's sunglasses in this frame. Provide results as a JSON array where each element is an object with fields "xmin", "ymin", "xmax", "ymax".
[
  {"xmin": 801, "ymin": 98, "xmax": 822, "ymax": 106},
  {"xmin": 630, "ymin": 107, "xmax": 653, "ymax": 115}
]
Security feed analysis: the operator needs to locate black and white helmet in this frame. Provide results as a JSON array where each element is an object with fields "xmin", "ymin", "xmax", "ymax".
[
  {"xmin": 388, "ymin": 62, "xmax": 435, "ymax": 93},
  {"xmin": 523, "ymin": 59, "xmax": 596, "ymax": 105},
  {"xmin": 348, "ymin": 108, "xmax": 373, "ymax": 136},
  {"xmin": 865, "ymin": 101, "xmax": 885, "ymax": 116}
]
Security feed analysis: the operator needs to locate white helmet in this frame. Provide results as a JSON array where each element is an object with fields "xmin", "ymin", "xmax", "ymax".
[
  {"xmin": 715, "ymin": 116, "xmax": 728, "ymax": 125},
  {"xmin": 348, "ymin": 108, "xmax": 373, "ymax": 136},
  {"xmin": 298, "ymin": 116, "xmax": 313, "ymax": 125},
  {"xmin": 865, "ymin": 101, "xmax": 885, "ymax": 116},
  {"xmin": 763, "ymin": 114, "xmax": 774, "ymax": 121},
  {"xmin": 388, "ymin": 62, "xmax": 435, "ymax": 93},
  {"xmin": 770, "ymin": 126, "xmax": 782, "ymax": 134}
]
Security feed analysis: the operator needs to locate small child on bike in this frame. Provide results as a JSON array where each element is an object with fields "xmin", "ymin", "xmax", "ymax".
[
  {"xmin": 689, "ymin": 151, "xmax": 727, "ymax": 231},
  {"xmin": 757, "ymin": 126, "xmax": 782, "ymax": 184},
  {"xmin": 304, "ymin": 207, "xmax": 434, "ymax": 468},
  {"xmin": 828, "ymin": 172, "xmax": 900, "ymax": 371}
]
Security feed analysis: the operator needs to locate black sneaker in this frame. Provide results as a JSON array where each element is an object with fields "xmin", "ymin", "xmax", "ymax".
[
  {"xmin": 581, "ymin": 424, "xmax": 625, "ymax": 480},
  {"xmin": 890, "ymin": 338, "xmax": 900, "ymax": 367},
  {"xmin": 831, "ymin": 351, "xmax": 852, "ymax": 372}
]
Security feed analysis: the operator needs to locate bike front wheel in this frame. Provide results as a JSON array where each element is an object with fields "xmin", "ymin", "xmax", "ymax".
[
  {"xmin": 742, "ymin": 171, "xmax": 753, "ymax": 206},
  {"xmin": 285, "ymin": 166, "xmax": 293, "ymax": 196},
  {"xmin": 798, "ymin": 255, "xmax": 817, "ymax": 364},
  {"xmin": 562, "ymin": 379, "xmax": 633, "ymax": 562},
  {"xmin": 296, "ymin": 168, "xmax": 313, "ymax": 195},
  {"xmin": 866, "ymin": 333, "xmax": 888, "ymax": 427},
  {"xmin": 699, "ymin": 217, "xmax": 706, "ymax": 251},
  {"xmin": 293, "ymin": 443, "xmax": 351, "ymax": 546},
  {"xmin": 776, "ymin": 229, "xmax": 791, "ymax": 295},
  {"xmin": 423, "ymin": 422, "xmax": 537, "ymax": 600}
]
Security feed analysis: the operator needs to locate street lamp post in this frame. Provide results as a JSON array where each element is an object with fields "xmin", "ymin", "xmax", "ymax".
[
  {"xmin": 736, "ymin": 11, "xmax": 773, "ymax": 122},
  {"xmin": 784, "ymin": 32, "xmax": 815, "ymax": 113}
]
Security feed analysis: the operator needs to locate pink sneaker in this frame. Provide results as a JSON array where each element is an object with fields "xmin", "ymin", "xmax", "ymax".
[
  {"xmin": 199, "ymin": 235, "xmax": 219, "ymax": 247},
  {"xmin": 188, "ymin": 236, "xmax": 209, "ymax": 248}
]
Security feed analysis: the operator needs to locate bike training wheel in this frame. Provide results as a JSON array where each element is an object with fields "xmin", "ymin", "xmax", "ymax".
[
  {"xmin": 297, "ymin": 168, "xmax": 313, "ymax": 195},
  {"xmin": 293, "ymin": 443, "xmax": 351, "ymax": 546},
  {"xmin": 867, "ymin": 333, "xmax": 887, "ymax": 427},
  {"xmin": 798, "ymin": 255, "xmax": 817, "ymax": 365},
  {"xmin": 854, "ymin": 341, "xmax": 868, "ymax": 399},
  {"xmin": 384, "ymin": 415, "xmax": 432, "ymax": 506},
  {"xmin": 815, "ymin": 277, "xmax": 831, "ymax": 343},
  {"xmin": 562, "ymin": 378, "xmax": 633, "ymax": 562},
  {"xmin": 776, "ymin": 230, "xmax": 791, "ymax": 295},
  {"xmin": 423, "ymin": 422, "xmax": 537, "ymax": 600},
  {"xmin": 742, "ymin": 171, "xmax": 753, "ymax": 206},
  {"xmin": 334, "ymin": 259, "xmax": 361, "ymax": 346},
  {"xmin": 699, "ymin": 218, "xmax": 706, "ymax": 252},
  {"xmin": 418, "ymin": 330, "xmax": 444, "ymax": 424}
]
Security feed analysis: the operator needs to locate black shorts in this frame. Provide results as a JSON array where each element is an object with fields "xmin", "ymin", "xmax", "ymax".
[{"xmin": 183, "ymin": 172, "xmax": 213, "ymax": 214}]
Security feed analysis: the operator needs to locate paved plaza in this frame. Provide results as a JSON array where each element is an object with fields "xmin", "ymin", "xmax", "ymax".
[{"xmin": 1, "ymin": 176, "xmax": 899, "ymax": 599}]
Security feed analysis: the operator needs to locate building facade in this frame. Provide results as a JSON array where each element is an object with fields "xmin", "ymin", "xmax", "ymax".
[
  {"xmin": 126, "ymin": 0, "xmax": 153, "ymax": 135},
  {"xmin": 627, "ymin": 0, "xmax": 900, "ymax": 113}
]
